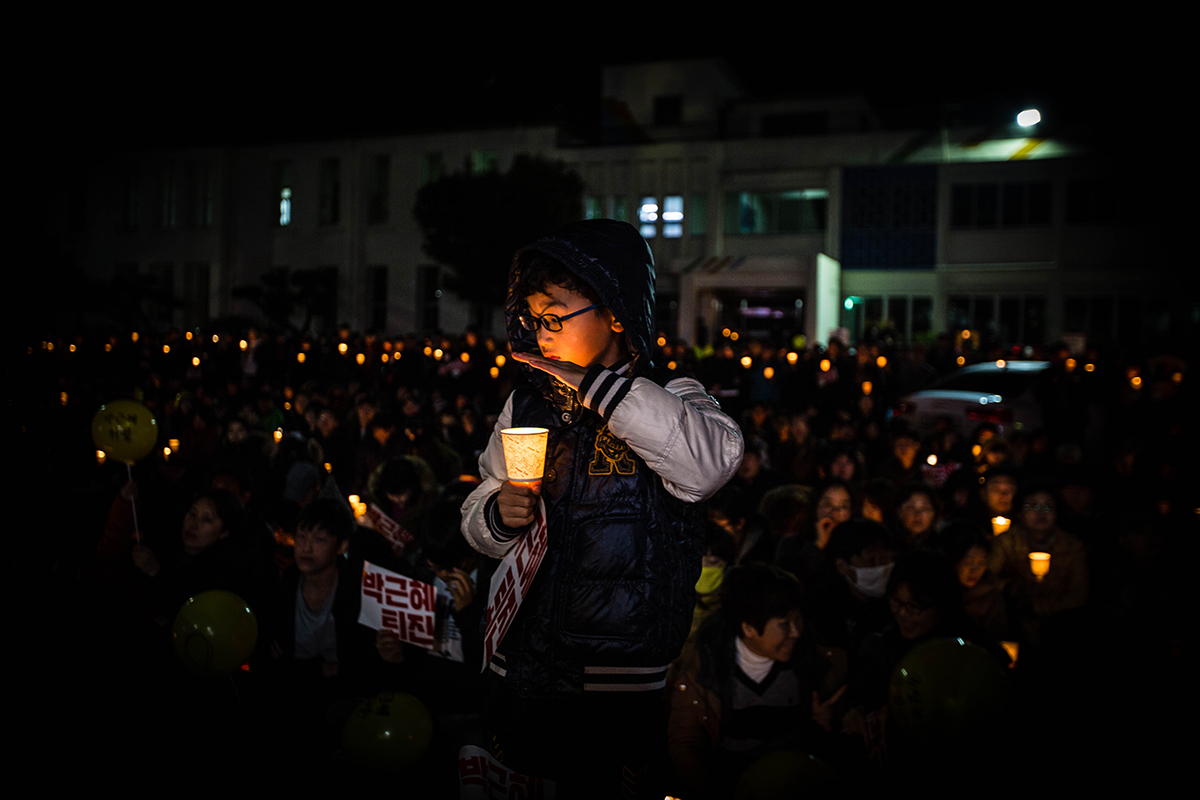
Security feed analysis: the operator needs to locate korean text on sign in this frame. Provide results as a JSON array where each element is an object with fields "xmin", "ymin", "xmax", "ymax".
[
  {"xmin": 358, "ymin": 562, "xmax": 436, "ymax": 650},
  {"xmin": 481, "ymin": 497, "xmax": 549, "ymax": 670},
  {"xmin": 366, "ymin": 503, "xmax": 414, "ymax": 556}
]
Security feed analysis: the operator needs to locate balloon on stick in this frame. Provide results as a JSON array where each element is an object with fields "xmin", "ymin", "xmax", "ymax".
[
  {"xmin": 91, "ymin": 399, "xmax": 158, "ymax": 463},
  {"xmin": 92, "ymin": 399, "xmax": 158, "ymax": 542}
]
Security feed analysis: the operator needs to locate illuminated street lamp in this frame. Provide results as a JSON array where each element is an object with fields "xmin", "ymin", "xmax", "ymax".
[{"xmin": 1017, "ymin": 108, "xmax": 1041, "ymax": 127}]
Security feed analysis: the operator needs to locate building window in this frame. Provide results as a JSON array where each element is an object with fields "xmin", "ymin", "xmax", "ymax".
[
  {"xmin": 724, "ymin": 189, "xmax": 827, "ymax": 234},
  {"xmin": 368, "ymin": 155, "xmax": 390, "ymax": 224},
  {"xmin": 471, "ymin": 150, "xmax": 498, "ymax": 175},
  {"xmin": 118, "ymin": 164, "xmax": 140, "ymax": 232},
  {"xmin": 653, "ymin": 94, "xmax": 682, "ymax": 126},
  {"xmin": 182, "ymin": 160, "xmax": 212, "ymax": 229},
  {"xmin": 584, "ymin": 196, "xmax": 604, "ymax": 220},
  {"xmin": 952, "ymin": 181, "xmax": 1051, "ymax": 228},
  {"xmin": 273, "ymin": 161, "xmax": 293, "ymax": 226},
  {"xmin": 689, "ymin": 193, "xmax": 708, "ymax": 235},
  {"xmin": 662, "ymin": 195, "xmax": 684, "ymax": 238},
  {"xmin": 638, "ymin": 196, "xmax": 658, "ymax": 238},
  {"xmin": 320, "ymin": 158, "xmax": 340, "ymax": 225},
  {"xmin": 611, "ymin": 195, "xmax": 628, "ymax": 223},
  {"xmin": 160, "ymin": 164, "xmax": 178, "ymax": 230},
  {"xmin": 369, "ymin": 266, "xmax": 388, "ymax": 331},
  {"xmin": 421, "ymin": 152, "xmax": 444, "ymax": 185}
]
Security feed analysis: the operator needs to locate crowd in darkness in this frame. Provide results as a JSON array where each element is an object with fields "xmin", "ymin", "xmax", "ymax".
[{"xmin": 18, "ymin": 321, "xmax": 1193, "ymax": 791}]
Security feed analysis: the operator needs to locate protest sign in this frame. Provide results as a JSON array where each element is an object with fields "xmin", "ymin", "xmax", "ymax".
[
  {"xmin": 365, "ymin": 503, "xmax": 415, "ymax": 556},
  {"xmin": 458, "ymin": 745, "xmax": 554, "ymax": 799},
  {"xmin": 481, "ymin": 497, "xmax": 548, "ymax": 671},
  {"xmin": 358, "ymin": 561, "xmax": 436, "ymax": 650}
]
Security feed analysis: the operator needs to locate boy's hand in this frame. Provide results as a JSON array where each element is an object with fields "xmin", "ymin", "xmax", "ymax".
[
  {"xmin": 498, "ymin": 480, "xmax": 540, "ymax": 528},
  {"xmin": 512, "ymin": 352, "xmax": 587, "ymax": 390}
]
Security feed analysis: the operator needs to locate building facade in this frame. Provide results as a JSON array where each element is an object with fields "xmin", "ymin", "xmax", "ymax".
[{"xmin": 66, "ymin": 59, "xmax": 1171, "ymax": 352}]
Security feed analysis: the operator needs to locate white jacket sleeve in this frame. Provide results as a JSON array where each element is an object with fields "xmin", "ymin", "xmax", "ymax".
[
  {"xmin": 577, "ymin": 364, "xmax": 744, "ymax": 503},
  {"xmin": 459, "ymin": 393, "xmax": 520, "ymax": 558}
]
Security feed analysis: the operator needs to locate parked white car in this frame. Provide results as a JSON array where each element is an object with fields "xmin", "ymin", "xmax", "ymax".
[{"xmin": 890, "ymin": 360, "xmax": 1049, "ymax": 436}]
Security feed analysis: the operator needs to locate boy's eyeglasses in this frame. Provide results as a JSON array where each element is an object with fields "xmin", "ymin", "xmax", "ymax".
[{"xmin": 518, "ymin": 304, "xmax": 598, "ymax": 333}]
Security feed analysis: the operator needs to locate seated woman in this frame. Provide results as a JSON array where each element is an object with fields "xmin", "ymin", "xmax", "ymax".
[
  {"xmin": 774, "ymin": 479, "xmax": 855, "ymax": 587},
  {"xmin": 130, "ymin": 488, "xmax": 268, "ymax": 618},
  {"xmin": 935, "ymin": 520, "xmax": 1008, "ymax": 641},
  {"xmin": 668, "ymin": 564, "xmax": 845, "ymax": 799}
]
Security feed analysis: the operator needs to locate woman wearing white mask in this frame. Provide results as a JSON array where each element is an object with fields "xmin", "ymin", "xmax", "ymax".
[{"xmin": 803, "ymin": 519, "xmax": 896, "ymax": 663}]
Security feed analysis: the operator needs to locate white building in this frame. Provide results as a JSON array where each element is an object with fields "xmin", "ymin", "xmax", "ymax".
[{"xmin": 68, "ymin": 59, "xmax": 1168, "ymax": 351}]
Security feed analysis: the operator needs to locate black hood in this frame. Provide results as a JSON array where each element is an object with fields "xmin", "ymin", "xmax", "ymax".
[{"xmin": 506, "ymin": 219, "xmax": 656, "ymax": 398}]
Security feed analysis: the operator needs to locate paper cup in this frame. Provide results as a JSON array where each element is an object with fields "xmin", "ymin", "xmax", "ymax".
[{"xmin": 500, "ymin": 427, "xmax": 549, "ymax": 484}]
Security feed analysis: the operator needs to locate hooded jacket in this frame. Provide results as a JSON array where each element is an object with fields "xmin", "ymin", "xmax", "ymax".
[{"xmin": 460, "ymin": 220, "xmax": 743, "ymax": 697}]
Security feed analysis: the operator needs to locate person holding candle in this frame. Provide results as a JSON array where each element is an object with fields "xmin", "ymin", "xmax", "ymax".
[
  {"xmin": 988, "ymin": 481, "xmax": 1089, "ymax": 646},
  {"xmin": 460, "ymin": 219, "xmax": 743, "ymax": 798}
]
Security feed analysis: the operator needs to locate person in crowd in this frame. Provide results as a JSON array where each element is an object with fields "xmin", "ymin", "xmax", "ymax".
[
  {"xmin": 935, "ymin": 520, "xmax": 1008, "ymax": 640},
  {"xmin": 989, "ymin": 481, "xmax": 1089, "ymax": 645},
  {"xmin": 668, "ymin": 564, "xmax": 845, "ymax": 799},
  {"xmin": 459, "ymin": 220, "xmax": 743, "ymax": 797},
  {"xmin": 709, "ymin": 485, "xmax": 773, "ymax": 565},
  {"xmin": 129, "ymin": 488, "xmax": 268, "ymax": 617},
  {"xmin": 803, "ymin": 519, "xmax": 896, "ymax": 659},
  {"xmin": 893, "ymin": 483, "xmax": 942, "ymax": 549}
]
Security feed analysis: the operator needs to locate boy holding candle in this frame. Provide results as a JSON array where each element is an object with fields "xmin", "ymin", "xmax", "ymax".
[{"xmin": 460, "ymin": 219, "xmax": 743, "ymax": 797}]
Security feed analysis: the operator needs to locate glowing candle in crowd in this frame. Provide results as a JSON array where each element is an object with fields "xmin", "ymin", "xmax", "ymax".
[{"xmin": 1029, "ymin": 552, "xmax": 1051, "ymax": 581}]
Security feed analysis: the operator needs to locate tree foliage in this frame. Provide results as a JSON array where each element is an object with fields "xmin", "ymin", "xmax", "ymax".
[
  {"xmin": 232, "ymin": 267, "xmax": 334, "ymax": 335},
  {"xmin": 413, "ymin": 155, "xmax": 584, "ymax": 310}
]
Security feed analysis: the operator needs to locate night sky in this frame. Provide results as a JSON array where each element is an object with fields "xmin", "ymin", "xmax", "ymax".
[{"xmin": 28, "ymin": 27, "xmax": 1151, "ymax": 154}]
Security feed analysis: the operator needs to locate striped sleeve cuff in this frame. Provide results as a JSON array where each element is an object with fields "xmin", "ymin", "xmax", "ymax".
[
  {"xmin": 485, "ymin": 491, "xmax": 525, "ymax": 543},
  {"xmin": 577, "ymin": 356, "xmax": 635, "ymax": 421}
]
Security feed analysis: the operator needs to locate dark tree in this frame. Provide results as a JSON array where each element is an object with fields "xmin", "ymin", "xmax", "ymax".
[
  {"xmin": 232, "ymin": 267, "xmax": 335, "ymax": 335},
  {"xmin": 413, "ymin": 155, "xmax": 584, "ymax": 324}
]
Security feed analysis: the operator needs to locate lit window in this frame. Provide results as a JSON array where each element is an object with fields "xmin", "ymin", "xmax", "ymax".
[
  {"xmin": 639, "ymin": 196, "xmax": 658, "ymax": 238},
  {"xmin": 274, "ymin": 160, "xmax": 293, "ymax": 227},
  {"xmin": 663, "ymin": 196, "xmax": 683, "ymax": 238},
  {"xmin": 584, "ymin": 196, "xmax": 603, "ymax": 220},
  {"xmin": 639, "ymin": 197, "xmax": 659, "ymax": 223}
]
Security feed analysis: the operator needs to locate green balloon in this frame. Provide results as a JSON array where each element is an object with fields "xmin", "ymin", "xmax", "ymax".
[
  {"xmin": 889, "ymin": 637, "xmax": 1008, "ymax": 745},
  {"xmin": 735, "ymin": 750, "xmax": 836, "ymax": 799},
  {"xmin": 171, "ymin": 590, "xmax": 258, "ymax": 678},
  {"xmin": 342, "ymin": 692, "xmax": 433, "ymax": 772}
]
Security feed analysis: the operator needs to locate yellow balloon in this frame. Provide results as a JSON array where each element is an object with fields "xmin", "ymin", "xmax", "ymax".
[
  {"xmin": 91, "ymin": 400, "xmax": 158, "ymax": 463},
  {"xmin": 172, "ymin": 590, "xmax": 259, "ymax": 678}
]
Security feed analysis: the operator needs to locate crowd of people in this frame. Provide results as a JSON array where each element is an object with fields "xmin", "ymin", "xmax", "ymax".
[{"xmin": 18, "ymin": 314, "xmax": 1193, "ymax": 792}]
